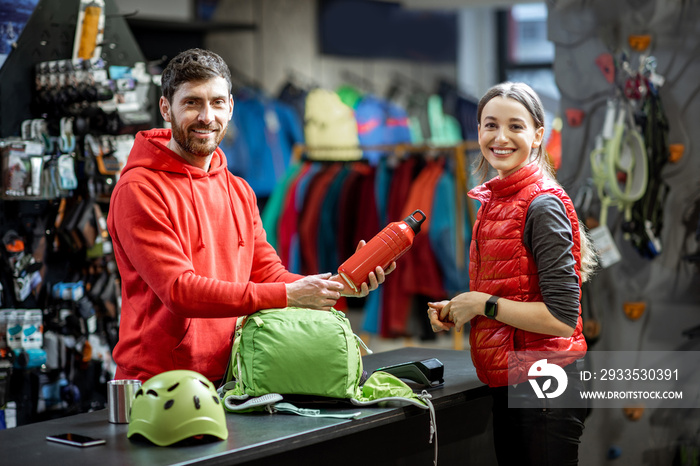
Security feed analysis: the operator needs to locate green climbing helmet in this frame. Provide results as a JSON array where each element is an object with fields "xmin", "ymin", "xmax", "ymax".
[{"xmin": 127, "ymin": 370, "xmax": 228, "ymax": 446}]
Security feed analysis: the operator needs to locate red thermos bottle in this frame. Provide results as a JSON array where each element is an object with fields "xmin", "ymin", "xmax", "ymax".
[{"xmin": 337, "ymin": 209, "xmax": 427, "ymax": 292}]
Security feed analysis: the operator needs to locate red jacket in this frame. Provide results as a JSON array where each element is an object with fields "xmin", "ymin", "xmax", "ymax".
[
  {"xmin": 107, "ymin": 129, "xmax": 302, "ymax": 383},
  {"xmin": 468, "ymin": 163, "xmax": 587, "ymax": 387}
]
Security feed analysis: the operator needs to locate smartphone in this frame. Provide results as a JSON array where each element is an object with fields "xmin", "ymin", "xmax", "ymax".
[{"xmin": 46, "ymin": 433, "xmax": 106, "ymax": 448}]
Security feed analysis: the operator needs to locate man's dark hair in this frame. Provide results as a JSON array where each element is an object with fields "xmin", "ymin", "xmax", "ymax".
[{"xmin": 160, "ymin": 48, "xmax": 232, "ymax": 102}]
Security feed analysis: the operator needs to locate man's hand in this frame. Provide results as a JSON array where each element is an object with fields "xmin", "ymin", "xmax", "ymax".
[
  {"xmin": 286, "ymin": 273, "xmax": 344, "ymax": 310},
  {"xmin": 331, "ymin": 240, "xmax": 396, "ymax": 298}
]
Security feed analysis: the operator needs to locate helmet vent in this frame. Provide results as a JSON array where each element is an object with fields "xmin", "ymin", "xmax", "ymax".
[
  {"xmin": 146, "ymin": 389, "xmax": 159, "ymax": 397},
  {"xmin": 168, "ymin": 382, "xmax": 180, "ymax": 392},
  {"xmin": 194, "ymin": 395, "xmax": 201, "ymax": 409},
  {"xmin": 164, "ymin": 399, "xmax": 175, "ymax": 410},
  {"xmin": 135, "ymin": 389, "xmax": 144, "ymax": 398},
  {"xmin": 212, "ymin": 396, "xmax": 220, "ymax": 405}
]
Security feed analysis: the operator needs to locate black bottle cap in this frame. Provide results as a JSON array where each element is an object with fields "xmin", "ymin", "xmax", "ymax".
[{"xmin": 404, "ymin": 209, "xmax": 427, "ymax": 234}]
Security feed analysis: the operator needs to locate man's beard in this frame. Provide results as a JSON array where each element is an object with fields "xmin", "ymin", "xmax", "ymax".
[{"xmin": 170, "ymin": 113, "xmax": 227, "ymax": 158}]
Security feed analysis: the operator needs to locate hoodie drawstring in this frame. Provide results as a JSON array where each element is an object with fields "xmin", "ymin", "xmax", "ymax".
[
  {"xmin": 186, "ymin": 170, "xmax": 206, "ymax": 249},
  {"xmin": 186, "ymin": 168, "xmax": 244, "ymax": 250},
  {"xmin": 225, "ymin": 172, "xmax": 245, "ymax": 248}
]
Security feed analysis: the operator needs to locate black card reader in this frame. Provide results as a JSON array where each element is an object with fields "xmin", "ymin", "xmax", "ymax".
[{"xmin": 374, "ymin": 358, "xmax": 444, "ymax": 387}]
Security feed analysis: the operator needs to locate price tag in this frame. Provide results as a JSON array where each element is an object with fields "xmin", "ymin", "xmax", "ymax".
[{"xmin": 589, "ymin": 225, "xmax": 621, "ymax": 268}]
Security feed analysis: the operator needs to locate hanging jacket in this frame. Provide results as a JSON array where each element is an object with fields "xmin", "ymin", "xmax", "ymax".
[
  {"xmin": 223, "ymin": 92, "xmax": 304, "ymax": 198},
  {"xmin": 380, "ymin": 157, "xmax": 421, "ymax": 337},
  {"xmin": 260, "ymin": 162, "xmax": 304, "ymax": 250},
  {"xmin": 399, "ymin": 158, "xmax": 448, "ymax": 299},
  {"xmin": 467, "ymin": 163, "xmax": 587, "ymax": 387},
  {"xmin": 318, "ymin": 165, "xmax": 351, "ymax": 273},
  {"xmin": 429, "ymin": 168, "xmax": 471, "ymax": 295},
  {"xmin": 107, "ymin": 129, "xmax": 303, "ymax": 383},
  {"xmin": 277, "ymin": 80, "xmax": 310, "ymax": 123},
  {"xmin": 277, "ymin": 163, "xmax": 319, "ymax": 272},
  {"xmin": 298, "ymin": 164, "xmax": 343, "ymax": 275},
  {"xmin": 354, "ymin": 95, "xmax": 412, "ymax": 164},
  {"xmin": 355, "ymin": 94, "xmax": 389, "ymax": 164}
]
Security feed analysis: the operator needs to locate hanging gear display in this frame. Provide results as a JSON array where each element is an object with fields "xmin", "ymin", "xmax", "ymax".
[
  {"xmin": 73, "ymin": 0, "xmax": 105, "ymax": 61},
  {"xmin": 622, "ymin": 77, "xmax": 671, "ymax": 259},
  {"xmin": 588, "ymin": 50, "xmax": 675, "ymax": 260},
  {"xmin": 0, "ymin": 230, "xmax": 42, "ymax": 303},
  {"xmin": 589, "ymin": 98, "xmax": 648, "ymax": 228}
]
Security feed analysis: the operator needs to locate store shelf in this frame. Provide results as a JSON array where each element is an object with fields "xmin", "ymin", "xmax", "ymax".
[
  {"xmin": 125, "ymin": 17, "xmax": 256, "ymax": 33},
  {"xmin": 125, "ymin": 18, "xmax": 257, "ymax": 63}
]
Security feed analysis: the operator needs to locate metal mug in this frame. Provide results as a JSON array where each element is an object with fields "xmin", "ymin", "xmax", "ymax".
[{"xmin": 107, "ymin": 379, "xmax": 141, "ymax": 423}]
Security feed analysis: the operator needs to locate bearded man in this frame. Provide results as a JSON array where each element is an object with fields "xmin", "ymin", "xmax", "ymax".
[{"xmin": 107, "ymin": 49, "xmax": 390, "ymax": 384}]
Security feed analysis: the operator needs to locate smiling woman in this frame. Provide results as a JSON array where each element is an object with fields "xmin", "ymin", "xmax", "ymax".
[
  {"xmin": 477, "ymin": 96, "xmax": 545, "ymax": 179},
  {"xmin": 426, "ymin": 82, "xmax": 597, "ymax": 466}
]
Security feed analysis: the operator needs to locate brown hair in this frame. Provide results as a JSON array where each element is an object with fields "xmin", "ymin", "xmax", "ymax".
[{"xmin": 160, "ymin": 48, "xmax": 232, "ymax": 103}]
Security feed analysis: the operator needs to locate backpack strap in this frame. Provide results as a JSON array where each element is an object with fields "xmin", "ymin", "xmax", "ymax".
[
  {"xmin": 351, "ymin": 371, "xmax": 438, "ymax": 466},
  {"xmin": 270, "ymin": 402, "xmax": 361, "ymax": 419},
  {"xmin": 420, "ymin": 390, "xmax": 438, "ymax": 466},
  {"xmin": 220, "ymin": 316, "xmax": 248, "ymax": 389},
  {"xmin": 223, "ymin": 392, "xmax": 283, "ymax": 413}
]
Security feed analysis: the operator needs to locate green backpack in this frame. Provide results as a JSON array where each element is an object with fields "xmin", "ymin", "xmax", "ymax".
[
  {"xmin": 221, "ymin": 307, "xmax": 434, "ymax": 406},
  {"xmin": 219, "ymin": 308, "xmax": 437, "ymax": 462},
  {"xmin": 224, "ymin": 307, "xmax": 364, "ymax": 400}
]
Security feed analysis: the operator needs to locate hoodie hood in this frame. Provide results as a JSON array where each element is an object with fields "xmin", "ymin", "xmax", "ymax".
[
  {"xmin": 122, "ymin": 129, "xmax": 243, "ymax": 249},
  {"xmin": 122, "ymin": 129, "xmax": 229, "ymax": 178}
]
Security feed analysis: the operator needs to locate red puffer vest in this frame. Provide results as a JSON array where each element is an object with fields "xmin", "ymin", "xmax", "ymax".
[{"xmin": 468, "ymin": 163, "xmax": 587, "ymax": 387}]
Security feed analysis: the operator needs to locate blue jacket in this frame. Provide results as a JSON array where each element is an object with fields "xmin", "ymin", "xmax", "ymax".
[{"xmin": 222, "ymin": 92, "xmax": 304, "ymax": 198}]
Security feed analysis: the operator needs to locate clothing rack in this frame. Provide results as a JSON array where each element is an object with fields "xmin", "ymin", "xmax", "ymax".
[
  {"xmin": 291, "ymin": 142, "xmax": 479, "ymax": 350},
  {"xmin": 291, "ymin": 141, "xmax": 479, "ymax": 224}
]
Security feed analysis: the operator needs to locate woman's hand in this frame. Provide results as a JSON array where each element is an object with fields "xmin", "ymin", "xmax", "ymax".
[
  {"xmin": 432, "ymin": 292, "xmax": 577, "ymax": 337},
  {"xmin": 437, "ymin": 291, "xmax": 490, "ymax": 331},
  {"xmin": 427, "ymin": 300, "xmax": 455, "ymax": 333}
]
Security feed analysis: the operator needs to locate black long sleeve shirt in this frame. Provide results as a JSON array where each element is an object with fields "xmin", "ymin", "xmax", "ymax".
[{"xmin": 523, "ymin": 194, "xmax": 581, "ymax": 329}]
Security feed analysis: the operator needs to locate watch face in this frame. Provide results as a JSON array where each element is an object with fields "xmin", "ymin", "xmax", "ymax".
[
  {"xmin": 485, "ymin": 297, "xmax": 499, "ymax": 319},
  {"xmin": 485, "ymin": 303, "xmax": 495, "ymax": 317}
]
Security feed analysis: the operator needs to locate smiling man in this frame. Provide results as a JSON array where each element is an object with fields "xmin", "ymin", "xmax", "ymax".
[
  {"xmin": 159, "ymin": 62, "xmax": 232, "ymax": 170},
  {"xmin": 106, "ymin": 49, "xmax": 388, "ymax": 384}
]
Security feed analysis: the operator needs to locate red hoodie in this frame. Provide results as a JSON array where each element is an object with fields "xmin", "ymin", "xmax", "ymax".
[{"xmin": 107, "ymin": 129, "xmax": 303, "ymax": 383}]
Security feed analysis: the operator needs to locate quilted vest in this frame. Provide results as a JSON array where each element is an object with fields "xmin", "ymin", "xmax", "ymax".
[{"xmin": 468, "ymin": 163, "xmax": 587, "ymax": 387}]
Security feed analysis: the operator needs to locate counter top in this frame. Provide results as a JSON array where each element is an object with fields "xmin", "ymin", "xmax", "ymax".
[{"xmin": 1, "ymin": 347, "xmax": 490, "ymax": 466}]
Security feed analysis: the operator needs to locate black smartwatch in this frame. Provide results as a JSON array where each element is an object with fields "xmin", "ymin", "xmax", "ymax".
[{"xmin": 485, "ymin": 295, "xmax": 500, "ymax": 319}]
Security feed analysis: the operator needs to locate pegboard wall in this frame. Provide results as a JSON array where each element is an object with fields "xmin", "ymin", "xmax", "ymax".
[
  {"xmin": 550, "ymin": 0, "xmax": 700, "ymax": 298},
  {"xmin": 548, "ymin": 1, "xmax": 700, "ymax": 464},
  {"xmin": 0, "ymin": 0, "xmax": 145, "ymax": 138}
]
